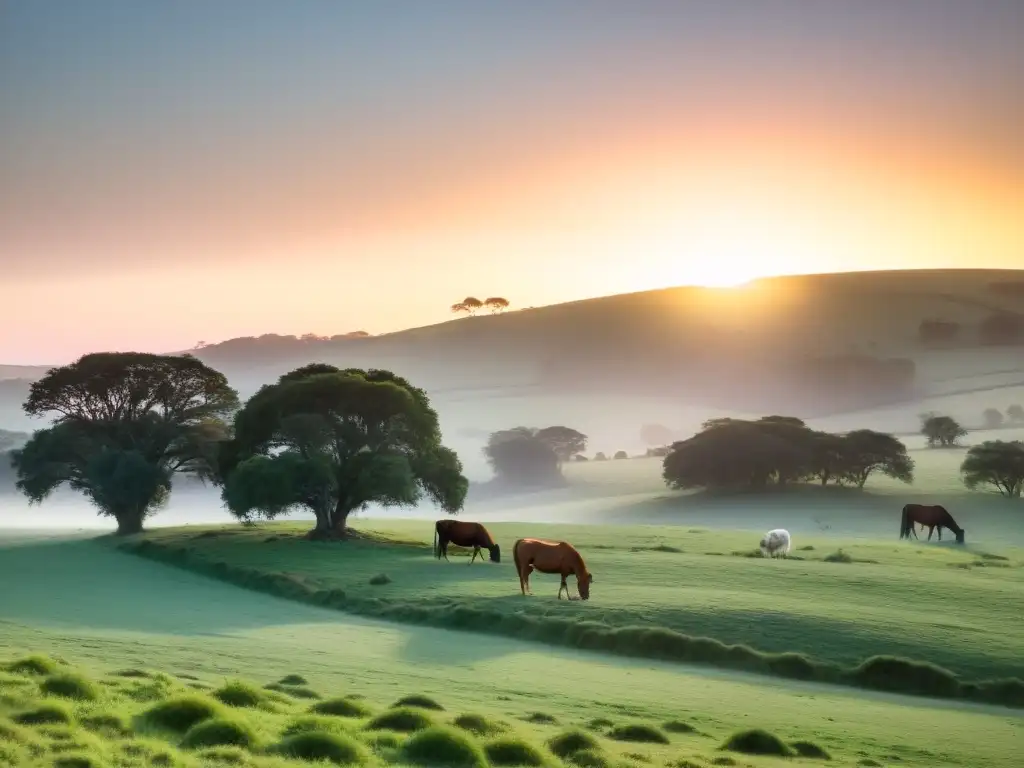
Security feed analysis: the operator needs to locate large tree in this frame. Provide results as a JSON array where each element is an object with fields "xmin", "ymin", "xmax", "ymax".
[
  {"xmin": 483, "ymin": 428, "xmax": 561, "ymax": 486},
  {"xmin": 960, "ymin": 440, "xmax": 1024, "ymax": 498},
  {"xmin": 220, "ymin": 365, "xmax": 467, "ymax": 537},
  {"xmin": 921, "ymin": 414, "xmax": 967, "ymax": 448},
  {"xmin": 839, "ymin": 429, "xmax": 915, "ymax": 488},
  {"xmin": 10, "ymin": 352, "xmax": 238, "ymax": 534},
  {"xmin": 534, "ymin": 426, "xmax": 588, "ymax": 464}
]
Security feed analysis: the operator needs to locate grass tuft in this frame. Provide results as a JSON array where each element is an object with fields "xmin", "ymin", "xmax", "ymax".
[
  {"xmin": 213, "ymin": 680, "xmax": 267, "ymax": 708},
  {"xmin": 12, "ymin": 702, "xmax": 74, "ymax": 725},
  {"xmin": 180, "ymin": 717, "xmax": 258, "ymax": 750},
  {"xmin": 564, "ymin": 749, "xmax": 610, "ymax": 768},
  {"xmin": 277, "ymin": 674, "xmax": 308, "ymax": 686},
  {"xmin": 823, "ymin": 549, "xmax": 853, "ymax": 564},
  {"xmin": 523, "ymin": 712, "xmax": 558, "ymax": 724},
  {"xmin": 80, "ymin": 712, "xmax": 131, "ymax": 736},
  {"xmin": 311, "ymin": 697, "xmax": 374, "ymax": 718},
  {"xmin": 485, "ymin": 737, "xmax": 549, "ymax": 766},
  {"xmin": 547, "ymin": 729, "xmax": 599, "ymax": 759},
  {"xmin": 607, "ymin": 723, "xmax": 669, "ymax": 744},
  {"xmin": 52, "ymin": 755, "xmax": 105, "ymax": 768},
  {"xmin": 194, "ymin": 745, "xmax": 251, "ymax": 764},
  {"xmin": 392, "ymin": 694, "xmax": 444, "ymax": 711},
  {"xmin": 40, "ymin": 672, "xmax": 101, "ymax": 701},
  {"xmin": 662, "ymin": 720, "xmax": 695, "ymax": 734},
  {"xmin": 139, "ymin": 694, "xmax": 225, "ymax": 733},
  {"xmin": 284, "ymin": 715, "xmax": 350, "ymax": 737},
  {"xmin": 263, "ymin": 682, "xmax": 321, "ymax": 699},
  {"xmin": 585, "ymin": 718, "xmax": 614, "ymax": 731},
  {"xmin": 366, "ymin": 707, "xmax": 435, "ymax": 733},
  {"xmin": 452, "ymin": 713, "xmax": 505, "ymax": 736},
  {"xmin": 791, "ymin": 740, "xmax": 832, "ymax": 760},
  {"xmin": 401, "ymin": 725, "xmax": 488, "ymax": 768},
  {"xmin": 275, "ymin": 730, "xmax": 370, "ymax": 765},
  {"xmin": 721, "ymin": 729, "xmax": 794, "ymax": 757},
  {"xmin": 6, "ymin": 654, "xmax": 60, "ymax": 676},
  {"xmin": 849, "ymin": 656, "xmax": 961, "ymax": 698}
]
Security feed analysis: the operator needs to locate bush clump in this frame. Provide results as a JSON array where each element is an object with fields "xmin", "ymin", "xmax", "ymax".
[
  {"xmin": 312, "ymin": 697, "xmax": 374, "ymax": 718},
  {"xmin": 547, "ymin": 729, "xmax": 599, "ymax": 759},
  {"xmin": 81, "ymin": 712, "xmax": 131, "ymax": 736},
  {"xmin": 277, "ymin": 674, "xmax": 308, "ymax": 686},
  {"xmin": 721, "ymin": 729, "xmax": 794, "ymax": 757},
  {"xmin": 485, "ymin": 737, "xmax": 549, "ymax": 767},
  {"xmin": 366, "ymin": 707, "xmax": 435, "ymax": 733},
  {"xmin": 264, "ymin": 682, "xmax": 321, "ymax": 700},
  {"xmin": 283, "ymin": 715, "xmax": 350, "ymax": 737},
  {"xmin": 662, "ymin": 720, "xmax": 695, "ymax": 734},
  {"xmin": 40, "ymin": 672, "xmax": 101, "ymax": 701},
  {"xmin": 791, "ymin": 740, "xmax": 832, "ymax": 760},
  {"xmin": 275, "ymin": 731, "xmax": 369, "ymax": 765},
  {"xmin": 369, "ymin": 573, "xmax": 392, "ymax": 586},
  {"xmin": 194, "ymin": 745, "xmax": 251, "ymax": 764},
  {"xmin": 585, "ymin": 718, "xmax": 613, "ymax": 731},
  {"xmin": 523, "ymin": 712, "xmax": 558, "ymax": 724},
  {"xmin": 140, "ymin": 694, "xmax": 225, "ymax": 733},
  {"xmin": 565, "ymin": 749, "xmax": 610, "ymax": 768},
  {"xmin": 52, "ymin": 755, "xmax": 104, "ymax": 768},
  {"xmin": 823, "ymin": 550, "xmax": 853, "ymax": 564},
  {"xmin": 181, "ymin": 717, "xmax": 258, "ymax": 750},
  {"xmin": 393, "ymin": 694, "xmax": 445, "ymax": 711},
  {"xmin": 849, "ymin": 656, "xmax": 961, "ymax": 698},
  {"xmin": 402, "ymin": 725, "xmax": 488, "ymax": 768},
  {"xmin": 7, "ymin": 654, "xmax": 60, "ymax": 676},
  {"xmin": 453, "ymin": 713, "xmax": 504, "ymax": 736},
  {"xmin": 13, "ymin": 702, "xmax": 74, "ymax": 725},
  {"xmin": 213, "ymin": 680, "xmax": 267, "ymax": 708},
  {"xmin": 607, "ymin": 723, "xmax": 669, "ymax": 744}
]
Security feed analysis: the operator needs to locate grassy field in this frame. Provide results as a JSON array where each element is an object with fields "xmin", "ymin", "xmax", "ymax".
[
  {"xmin": 1, "ymin": 532, "xmax": 1023, "ymax": 768},
  {"xmin": 119, "ymin": 520, "xmax": 1024, "ymax": 690}
]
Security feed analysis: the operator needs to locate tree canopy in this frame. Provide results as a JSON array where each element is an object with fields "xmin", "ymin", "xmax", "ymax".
[
  {"xmin": 11, "ymin": 352, "xmax": 238, "ymax": 534},
  {"xmin": 483, "ymin": 428, "xmax": 562, "ymax": 486},
  {"xmin": 920, "ymin": 414, "xmax": 967, "ymax": 448},
  {"xmin": 220, "ymin": 365, "xmax": 467, "ymax": 537},
  {"xmin": 662, "ymin": 416, "xmax": 913, "ymax": 493},
  {"xmin": 960, "ymin": 440, "xmax": 1024, "ymax": 498}
]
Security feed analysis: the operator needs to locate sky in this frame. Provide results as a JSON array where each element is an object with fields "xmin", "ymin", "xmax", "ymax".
[{"xmin": 1, "ymin": 0, "xmax": 1022, "ymax": 364}]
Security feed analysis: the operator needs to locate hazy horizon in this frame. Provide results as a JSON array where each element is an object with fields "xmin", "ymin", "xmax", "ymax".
[{"xmin": 2, "ymin": 1, "xmax": 1022, "ymax": 363}]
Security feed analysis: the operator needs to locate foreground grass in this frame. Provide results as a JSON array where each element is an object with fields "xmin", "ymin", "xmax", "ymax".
[{"xmin": 119, "ymin": 520, "xmax": 1024, "ymax": 707}]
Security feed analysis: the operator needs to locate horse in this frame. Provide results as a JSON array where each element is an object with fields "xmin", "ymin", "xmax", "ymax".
[
  {"xmin": 759, "ymin": 528, "xmax": 791, "ymax": 558},
  {"xmin": 900, "ymin": 504, "xmax": 965, "ymax": 544},
  {"xmin": 512, "ymin": 538, "xmax": 593, "ymax": 600},
  {"xmin": 433, "ymin": 520, "xmax": 501, "ymax": 564}
]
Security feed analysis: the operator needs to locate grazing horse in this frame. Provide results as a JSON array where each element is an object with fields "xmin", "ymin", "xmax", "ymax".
[
  {"xmin": 434, "ymin": 520, "xmax": 501, "ymax": 564},
  {"xmin": 759, "ymin": 528, "xmax": 791, "ymax": 558},
  {"xmin": 900, "ymin": 504, "xmax": 965, "ymax": 544},
  {"xmin": 512, "ymin": 538, "xmax": 593, "ymax": 600}
]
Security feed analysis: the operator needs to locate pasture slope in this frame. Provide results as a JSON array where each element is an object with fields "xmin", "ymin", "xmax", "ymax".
[{"xmin": 0, "ymin": 530, "xmax": 1021, "ymax": 768}]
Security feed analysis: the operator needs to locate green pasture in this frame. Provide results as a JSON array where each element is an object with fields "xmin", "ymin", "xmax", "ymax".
[
  {"xmin": 1, "ymin": 532, "xmax": 1022, "ymax": 768},
  {"xmin": 126, "ymin": 520, "xmax": 1024, "ymax": 686}
]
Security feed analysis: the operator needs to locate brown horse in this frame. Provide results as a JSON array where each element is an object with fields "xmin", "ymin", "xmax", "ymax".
[
  {"xmin": 512, "ymin": 538, "xmax": 593, "ymax": 600},
  {"xmin": 434, "ymin": 520, "xmax": 501, "ymax": 564},
  {"xmin": 900, "ymin": 504, "xmax": 965, "ymax": 544}
]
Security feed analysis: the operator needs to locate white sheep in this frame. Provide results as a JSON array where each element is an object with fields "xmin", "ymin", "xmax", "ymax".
[{"xmin": 759, "ymin": 528, "xmax": 791, "ymax": 558}]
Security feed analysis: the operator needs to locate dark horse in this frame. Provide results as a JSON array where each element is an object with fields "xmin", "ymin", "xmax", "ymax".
[
  {"xmin": 434, "ymin": 520, "xmax": 501, "ymax": 564},
  {"xmin": 900, "ymin": 504, "xmax": 965, "ymax": 544}
]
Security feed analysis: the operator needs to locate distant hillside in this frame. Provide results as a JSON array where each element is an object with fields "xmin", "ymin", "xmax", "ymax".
[{"xmin": 3, "ymin": 269, "xmax": 1023, "ymax": 420}]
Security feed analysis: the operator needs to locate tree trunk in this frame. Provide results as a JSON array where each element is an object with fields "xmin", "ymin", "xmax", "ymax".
[
  {"xmin": 114, "ymin": 513, "xmax": 144, "ymax": 536},
  {"xmin": 330, "ymin": 499, "xmax": 354, "ymax": 537}
]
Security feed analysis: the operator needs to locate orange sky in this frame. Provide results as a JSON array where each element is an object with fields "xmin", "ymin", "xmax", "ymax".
[{"xmin": 1, "ymin": 2, "xmax": 1022, "ymax": 363}]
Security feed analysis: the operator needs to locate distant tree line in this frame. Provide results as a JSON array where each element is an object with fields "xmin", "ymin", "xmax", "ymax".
[
  {"xmin": 483, "ymin": 425, "xmax": 586, "ymax": 486},
  {"xmin": 450, "ymin": 297, "xmax": 510, "ymax": 316},
  {"xmin": 918, "ymin": 312, "xmax": 1024, "ymax": 346}
]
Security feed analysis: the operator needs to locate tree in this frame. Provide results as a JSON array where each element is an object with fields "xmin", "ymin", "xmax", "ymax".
[
  {"xmin": 839, "ymin": 430, "xmax": 914, "ymax": 488},
  {"xmin": 1007, "ymin": 404, "xmax": 1024, "ymax": 425},
  {"xmin": 593, "ymin": 452, "xmax": 607, "ymax": 461},
  {"xmin": 10, "ymin": 352, "xmax": 238, "ymax": 534},
  {"xmin": 483, "ymin": 428, "xmax": 561, "ymax": 486},
  {"xmin": 921, "ymin": 414, "xmax": 967, "ymax": 448},
  {"xmin": 221, "ymin": 365, "xmax": 467, "ymax": 537},
  {"xmin": 978, "ymin": 312, "xmax": 1024, "ymax": 345},
  {"xmin": 450, "ymin": 302, "xmax": 469, "ymax": 316},
  {"xmin": 640, "ymin": 423, "xmax": 674, "ymax": 447},
  {"xmin": 451, "ymin": 297, "xmax": 483, "ymax": 316},
  {"xmin": 483, "ymin": 297, "xmax": 510, "ymax": 314},
  {"xmin": 613, "ymin": 450, "xmax": 628, "ymax": 460},
  {"xmin": 917, "ymin": 319, "xmax": 960, "ymax": 345},
  {"xmin": 983, "ymin": 408, "xmax": 1005, "ymax": 429},
  {"xmin": 534, "ymin": 426, "xmax": 587, "ymax": 464},
  {"xmin": 960, "ymin": 441, "xmax": 1024, "ymax": 498}
]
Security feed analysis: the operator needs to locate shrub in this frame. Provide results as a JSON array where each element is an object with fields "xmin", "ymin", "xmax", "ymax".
[
  {"xmin": 823, "ymin": 549, "xmax": 853, "ymax": 564},
  {"xmin": 13, "ymin": 702, "xmax": 74, "ymax": 725},
  {"xmin": 264, "ymin": 682, "xmax": 321, "ymax": 699},
  {"xmin": 52, "ymin": 755, "xmax": 104, "ymax": 768},
  {"xmin": 283, "ymin": 715, "xmax": 350, "ymax": 737},
  {"xmin": 565, "ymin": 749, "xmax": 610, "ymax": 768},
  {"xmin": 7, "ymin": 654, "xmax": 60, "ymax": 676},
  {"xmin": 275, "ymin": 731, "xmax": 369, "ymax": 765},
  {"xmin": 81, "ymin": 712, "xmax": 131, "ymax": 736},
  {"xmin": 392, "ymin": 694, "xmax": 444, "ymax": 711},
  {"xmin": 369, "ymin": 573, "xmax": 391, "ymax": 586},
  {"xmin": 547, "ymin": 729, "xmax": 599, "ymax": 758},
  {"xmin": 40, "ymin": 672, "xmax": 101, "ymax": 701},
  {"xmin": 523, "ymin": 712, "xmax": 557, "ymax": 724},
  {"xmin": 213, "ymin": 680, "xmax": 267, "ymax": 708},
  {"xmin": 453, "ymin": 713, "xmax": 504, "ymax": 736},
  {"xmin": 607, "ymin": 724, "xmax": 669, "ymax": 744},
  {"xmin": 402, "ymin": 725, "xmax": 488, "ymax": 768},
  {"xmin": 485, "ymin": 737, "xmax": 549, "ymax": 767},
  {"xmin": 140, "ymin": 695, "xmax": 225, "ymax": 732},
  {"xmin": 180, "ymin": 717, "xmax": 258, "ymax": 750},
  {"xmin": 721, "ymin": 729, "xmax": 794, "ymax": 756},
  {"xmin": 791, "ymin": 740, "xmax": 832, "ymax": 760},
  {"xmin": 585, "ymin": 718, "xmax": 614, "ymax": 731},
  {"xmin": 277, "ymin": 674, "xmax": 308, "ymax": 686},
  {"xmin": 312, "ymin": 698, "xmax": 374, "ymax": 718},
  {"xmin": 365, "ymin": 707, "xmax": 435, "ymax": 733},
  {"xmin": 849, "ymin": 656, "xmax": 961, "ymax": 698}
]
